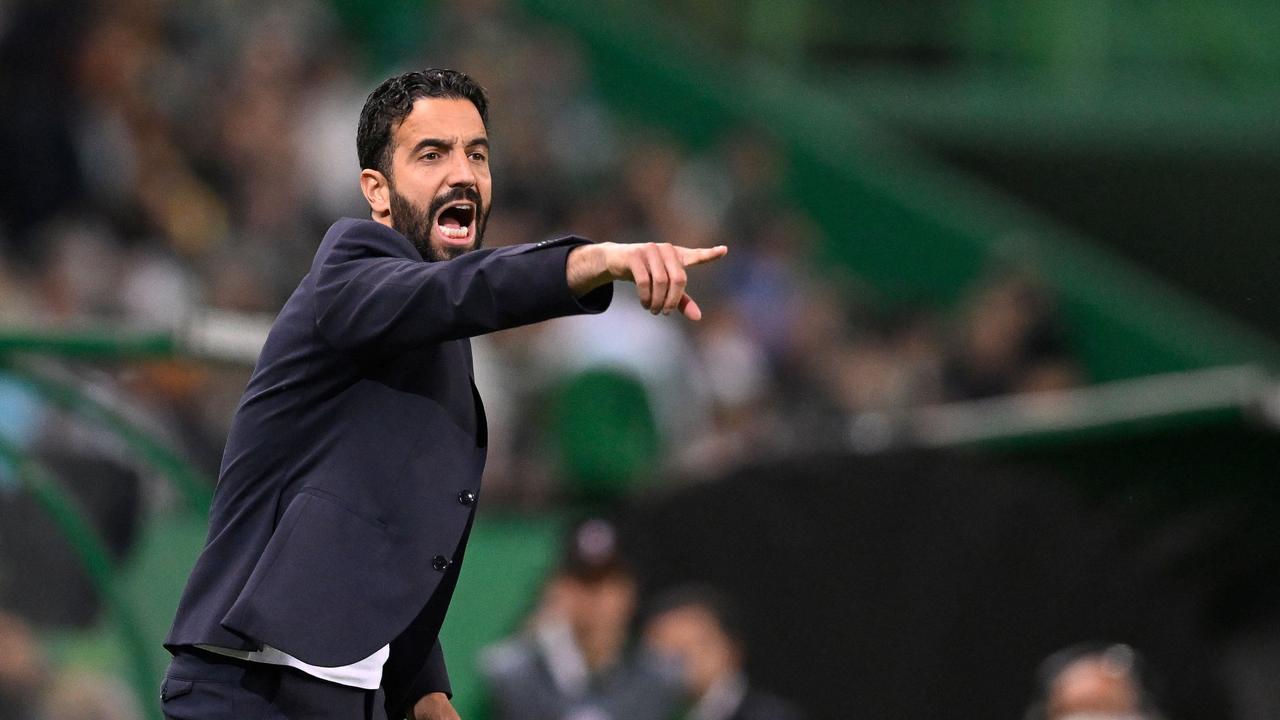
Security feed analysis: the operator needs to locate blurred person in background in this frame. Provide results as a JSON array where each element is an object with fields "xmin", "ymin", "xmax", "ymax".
[
  {"xmin": 40, "ymin": 668, "xmax": 142, "ymax": 720},
  {"xmin": 944, "ymin": 272, "xmax": 1082, "ymax": 401},
  {"xmin": 0, "ymin": 610, "xmax": 45, "ymax": 720},
  {"xmin": 644, "ymin": 585, "xmax": 805, "ymax": 720},
  {"xmin": 481, "ymin": 517, "xmax": 682, "ymax": 720},
  {"xmin": 1023, "ymin": 643, "xmax": 1165, "ymax": 720},
  {"xmin": 676, "ymin": 306, "xmax": 779, "ymax": 476}
]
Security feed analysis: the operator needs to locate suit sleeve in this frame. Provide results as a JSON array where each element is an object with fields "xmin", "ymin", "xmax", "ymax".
[
  {"xmin": 420, "ymin": 638, "xmax": 450, "ymax": 699},
  {"xmin": 313, "ymin": 222, "xmax": 612, "ymax": 353},
  {"xmin": 410, "ymin": 638, "xmax": 451, "ymax": 703},
  {"xmin": 384, "ymin": 635, "xmax": 450, "ymax": 720}
]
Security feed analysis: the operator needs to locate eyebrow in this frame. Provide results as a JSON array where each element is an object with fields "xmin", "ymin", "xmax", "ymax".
[{"xmin": 410, "ymin": 136, "xmax": 490, "ymax": 155}]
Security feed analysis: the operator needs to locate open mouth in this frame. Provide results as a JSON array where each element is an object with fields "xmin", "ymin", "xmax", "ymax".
[{"xmin": 434, "ymin": 201, "xmax": 477, "ymax": 245}]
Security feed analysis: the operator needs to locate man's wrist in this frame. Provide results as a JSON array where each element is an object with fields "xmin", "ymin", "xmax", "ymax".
[
  {"xmin": 566, "ymin": 242, "xmax": 614, "ymax": 297},
  {"xmin": 412, "ymin": 692, "xmax": 452, "ymax": 720}
]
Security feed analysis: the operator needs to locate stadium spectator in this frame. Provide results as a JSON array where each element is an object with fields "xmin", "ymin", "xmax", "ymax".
[
  {"xmin": 481, "ymin": 517, "xmax": 682, "ymax": 720},
  {"xmin": 644, "ymin": 585, "xmax": 805, "ymax": 720},
  {"xmin": 1024, "ymin": 643, "xmax": 1166, "ymax": 720},
  {"xmin": 944, "ymin": 272, "xmax": 1081, "ymax": 400}
]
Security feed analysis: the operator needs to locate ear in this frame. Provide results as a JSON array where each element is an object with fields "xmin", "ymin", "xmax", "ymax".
[{"xmin": 360, "ymin": 168, "xmax": 392, "ymax": 220}]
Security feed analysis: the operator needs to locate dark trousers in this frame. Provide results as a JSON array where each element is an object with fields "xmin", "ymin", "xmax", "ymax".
[{"xmin": 160, "ymin": 648, "xmax": 388, "ymax": 720}]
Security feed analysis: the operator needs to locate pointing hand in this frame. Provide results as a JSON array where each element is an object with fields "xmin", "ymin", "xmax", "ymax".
[{"xmin": 568, "ymin": 242, "xmax": 729, "ymax": 321}]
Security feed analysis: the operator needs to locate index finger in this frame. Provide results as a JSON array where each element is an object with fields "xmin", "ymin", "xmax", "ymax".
[{"xmin": 676, "ymin": 245, "xmax": 728, "ymax": 268}]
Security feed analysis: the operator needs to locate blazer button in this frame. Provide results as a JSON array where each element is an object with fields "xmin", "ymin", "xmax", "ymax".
[
  {"xmin": 432, "ymin": 555, "xmax": 451, "ymax": 572},
  {"xmin": 457, "ymin": 490, "xmax": 477, "ymax": 506}
]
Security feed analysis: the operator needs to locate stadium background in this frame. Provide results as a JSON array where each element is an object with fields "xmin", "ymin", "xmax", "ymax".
[{"xmin": 1, "ymin": 0, "xmax": 1278, "ymax": 718}]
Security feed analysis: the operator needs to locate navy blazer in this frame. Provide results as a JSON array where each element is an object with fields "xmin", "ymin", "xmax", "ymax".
[{"xmin": 165, "ymin": 218, "xmax": 612, "ymax": 718}]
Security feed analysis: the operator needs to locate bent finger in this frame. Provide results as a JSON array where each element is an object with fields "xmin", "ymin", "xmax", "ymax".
[
  {"xmin": 630, "ymin": 252, "xmax": 652, "ymax": 308},
  {"xmin": 646, "ymin": 244, "xmax": 669, "ymax": 314},
  {"xmin": 658, "ymin": 243, "xmax": 687, "ymax": 315},
  {"xmin": 678, "ymin": 293, "xmax": 703, "ymax": 322}
]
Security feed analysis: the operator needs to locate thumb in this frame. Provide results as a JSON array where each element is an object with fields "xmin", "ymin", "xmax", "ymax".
[{"xmin": 676, "ymin": 245, "xmax": 728, "ymax": 268}]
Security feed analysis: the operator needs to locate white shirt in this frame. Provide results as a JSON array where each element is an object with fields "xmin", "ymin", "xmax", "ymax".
[
  {"xmin": 196, "ymin": 642, "xmax": 390, "ymax": 689},
  {"xmin": 690, "ymin": 673, "xmax": 749, "ymax": 720}
]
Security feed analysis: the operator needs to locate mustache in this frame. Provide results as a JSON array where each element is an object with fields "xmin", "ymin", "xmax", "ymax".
[{"xmin": 427, "ymin": 186, "xmax": 484, "ymax": 221}]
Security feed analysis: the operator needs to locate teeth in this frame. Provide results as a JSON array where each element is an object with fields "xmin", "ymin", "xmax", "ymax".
[{"xmin": 435, "ymin": 203, "xmax": 475, "ymax": 241}]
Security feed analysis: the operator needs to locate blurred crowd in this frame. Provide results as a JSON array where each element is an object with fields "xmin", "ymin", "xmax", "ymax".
[
  {"xmin": 477, "ymin": 516, "xmax": 1166, "ymax": 720},
  {"xmin": 0, "ymin": 0, "xmax": 1081, "ymax": 506},
  {"xmin": 480, "ymin": 517, "xmax": 807, "ymax": 720},
  {"xmin": 0, "ymin": 607, "xmax": 143, "ymax": 720}
]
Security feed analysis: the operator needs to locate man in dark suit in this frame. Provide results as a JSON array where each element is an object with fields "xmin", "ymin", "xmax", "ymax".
[{"xmin": 160, "ymin": 68, "xmax": 726, "ymax": 720}]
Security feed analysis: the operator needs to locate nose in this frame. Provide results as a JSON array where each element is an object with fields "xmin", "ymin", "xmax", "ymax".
[{"xmin": 446, "ymin": 151, "xmax": 477, "ymax": 188}]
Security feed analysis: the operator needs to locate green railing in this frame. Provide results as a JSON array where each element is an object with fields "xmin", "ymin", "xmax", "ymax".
[
  {"xmin": 0, "ymin": 358, "xmax": 212, "ymax": 515},
  {"xmin": 0, "ymin": 436, "xmax": 162, "ymax": 720},
  {"xmin": 0, "ymin": 334, "xmax": 217, "ymax": 720},
  {"xmin": 0, "ymin": 330, "xmax": 176, "ymax": 362}
]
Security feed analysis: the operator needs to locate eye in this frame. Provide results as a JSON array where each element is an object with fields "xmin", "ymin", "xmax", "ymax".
[
  {"xmin": 469, "ymin": 151, "xmax": 487, "ymax": 162},
  {"xmin": 421, "ymin": 151, "xmax": 441, "ymax": 161}
]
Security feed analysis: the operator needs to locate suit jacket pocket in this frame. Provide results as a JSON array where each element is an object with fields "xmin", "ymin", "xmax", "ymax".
[
  {"xmin": 220, "ymin": 491, "xmax": 434, "ymax": 667},
  {"xmin": 159, "ymin": 678, "xmax": 231, "ymax": 719}
]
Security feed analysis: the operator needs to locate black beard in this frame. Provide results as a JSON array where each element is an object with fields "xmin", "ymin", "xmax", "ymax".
[{"xmin": 389, "ymin": 185, "xmax": 488, "ymax": 262}]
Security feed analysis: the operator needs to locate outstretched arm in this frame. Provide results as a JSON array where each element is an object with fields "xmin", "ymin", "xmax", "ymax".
[
  {"xmin": 566, "ymin": 242, "xmax": 728, "ymax": 321},
  {"xmin": 312, "ymin": 221, "xmax": 612, "ymax": 353}
]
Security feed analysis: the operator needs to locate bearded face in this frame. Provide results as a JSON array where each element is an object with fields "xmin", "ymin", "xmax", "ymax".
[
  {"xmin": 369, "ymin": 96, "xmax": 494, "ymax": 262},
  {"xmin": 389, "ymin": 183, "xmax": 489, "ymax": 262}
]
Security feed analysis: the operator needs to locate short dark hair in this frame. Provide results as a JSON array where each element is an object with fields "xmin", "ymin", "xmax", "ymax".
[
  {"xmin": 646, "ymin": 584, "xmax": 746, "ymax": 648},
  {"xmin": 356, "ymin": 68, "xmax": 489, "ymax": 176}
]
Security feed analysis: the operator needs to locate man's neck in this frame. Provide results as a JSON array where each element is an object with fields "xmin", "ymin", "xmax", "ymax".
[{"xmin": 577, "ymin": 629, "xmax": 624, "ymax": 673}]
